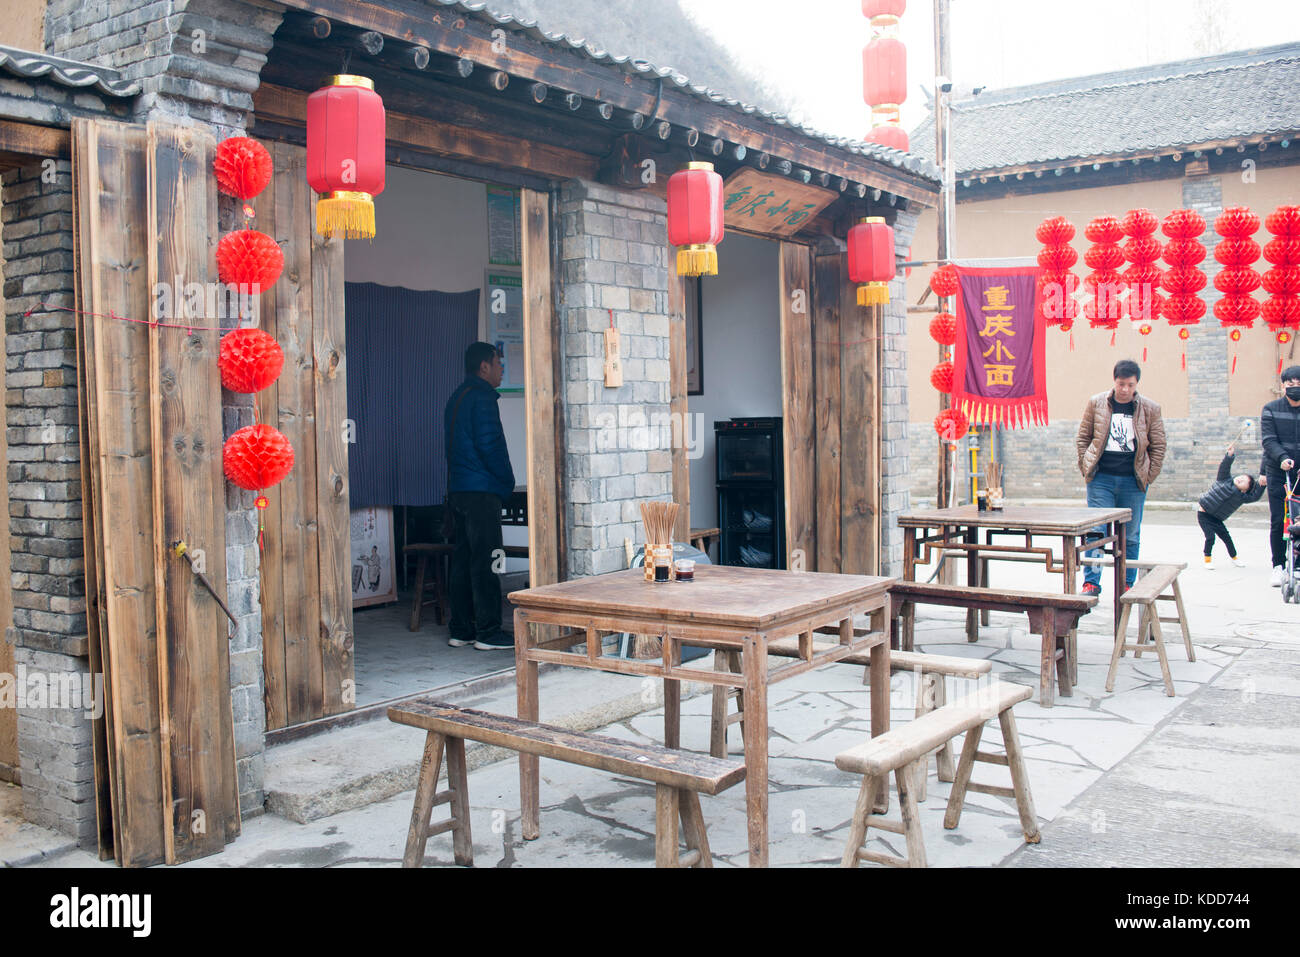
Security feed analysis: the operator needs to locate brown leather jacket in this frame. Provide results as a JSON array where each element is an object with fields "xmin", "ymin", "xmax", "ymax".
[{"xmin": 1076, "ymin": 390, "xmax": 1167, "ymax": 490}]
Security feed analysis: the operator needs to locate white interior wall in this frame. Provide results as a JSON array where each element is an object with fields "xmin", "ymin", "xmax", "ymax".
[
  {"xmin": 687, "ymin": 232, "xmax": 783, "ymax": 531},
  {"xmin": 344, "ymin": 164, "xmax": 528, "ymax": 565}
]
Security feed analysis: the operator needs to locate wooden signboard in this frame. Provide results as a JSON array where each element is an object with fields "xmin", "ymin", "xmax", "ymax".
[{"xmin": 722, "ymin": 168, "xmax": 837, "ymax": 238}]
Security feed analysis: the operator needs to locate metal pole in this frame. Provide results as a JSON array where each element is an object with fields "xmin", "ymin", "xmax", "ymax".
[{"xmin": 934, "ymin": 0, "xmax": 955, "ymax": 512}]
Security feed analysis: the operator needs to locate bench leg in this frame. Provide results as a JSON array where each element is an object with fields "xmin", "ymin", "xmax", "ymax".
[
  {"xmin": 446, "ymin": 736, "xmax": 473, "ymax": 866},
  {"xmin": 979, "ymin": 554, "xmax": 990, "ymax": 627},
  {"xmin": 1055, "ymin": 634, "xmax": 1073, "ymax": 698},
  {"xmin": 933, "ymin": 675, "xmax": 956, "ymax": 784},
  {"xmin": 1105, "ymin": 603, "xmax": 1134, "ymax": 693},
  {"xmin": 403, "ymin": 731, "xmax": 446, "ymax": 868},
  {"xmin": 408, "ymin": 555, "xmax": 428, "ymax": 632},
  {"xmin": 655, "ymin": 784, "xmax": 681, "ymax": 867},
  {"xmin": 678, "ymin": 791, "xmax": 712, "ymax": 868},
  {"xmin": 1149, "ymin": 612, "xmax": 1176, "ymax": 697},
  {"xmin": 943, "ymin": 722, "xmax": 984, "ymax": 831},
  {"xmin": 998, "ymin": 708, "xmax": 1040, "ymax": 844},
  {"xmin": 915, "ymin": 673, "xmax": 935, "ymax": 803},
  {"xmin": 896, "ymin": 764, "xmax": 927, "ymax": 867},
  {"xmin": 840, "ymin": 772, "xmax": 882, "ymax": 868},
  {"xmin": 900, "ymin": 600, "xmax": 915, "ymax": 652},
  {"xmin": 1172, "ymin": 579, "xmax": 1195, "ymax": 662},
  {"xmin": 1038, "ymin": 608, "xmax": 1056, "ymax": 708}
]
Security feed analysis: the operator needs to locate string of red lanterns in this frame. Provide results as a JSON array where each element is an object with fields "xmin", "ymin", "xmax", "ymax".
[
  {"xmin": 1035, "ymin": 216, "xmax": 1079, "ymax": 346},
  {"xmin": 1083, "ymin": 215, "xmax": 1124, "ymax": 338},
  {"xmin": 861, "ymin": 0, "xmax": 909, "ymax": 152},
  {"xmin": 1262, "ymin": 205, "xmax": 1300, "ymax": 360}
]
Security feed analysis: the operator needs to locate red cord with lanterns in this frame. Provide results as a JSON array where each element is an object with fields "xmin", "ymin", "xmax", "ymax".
[{"xmin": 1263, "ymin": 205, "xmax": 1300, "ymax": 370}]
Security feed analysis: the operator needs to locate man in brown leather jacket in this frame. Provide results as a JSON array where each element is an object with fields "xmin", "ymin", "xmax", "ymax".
[{"xmin": 1075, "ymin": 358, "xmax": 1166, "ymax": 595}]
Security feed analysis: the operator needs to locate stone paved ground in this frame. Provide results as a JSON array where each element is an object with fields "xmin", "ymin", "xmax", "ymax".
[{"xmin": 7, "ymin": 514, "xmax": 1299, "ymax": 868}]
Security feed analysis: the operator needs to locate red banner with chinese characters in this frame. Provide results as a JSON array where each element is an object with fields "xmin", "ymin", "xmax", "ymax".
[{"xmin": 952, "ymin": 265, "xmax": 1048, "ymax": 428}]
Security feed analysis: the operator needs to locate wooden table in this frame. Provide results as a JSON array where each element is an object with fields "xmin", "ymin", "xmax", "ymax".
[
  {"xmin": 897, "ymin": 505, "xmax": 1131, "ymax": 680},
  {"xmin": 509, "ymin": 565, "xmax": 894, "ymax": 867}
]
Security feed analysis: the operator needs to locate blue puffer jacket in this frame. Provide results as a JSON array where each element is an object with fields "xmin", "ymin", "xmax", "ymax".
[{"xmin": 445, "ymin": 375, "xmax": 515, "ymax": 500}]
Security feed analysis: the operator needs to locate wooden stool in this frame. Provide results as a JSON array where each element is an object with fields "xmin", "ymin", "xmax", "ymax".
[
  {"xmin": 689, "ymin": 527, "xmax": 719, "ymax": 561},
  {"xmin": 1105, "ymin": 563, "xmax": 1193, "ymax": 697},
  {"xmin": 405, "ymin": 543, "xmax": 453, "ymax": 631}
]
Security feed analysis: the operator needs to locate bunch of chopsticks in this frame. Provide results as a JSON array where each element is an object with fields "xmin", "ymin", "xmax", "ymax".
[
  {"xmin": 984, "ymin": 461, "xmax": 1003, "ymax": 491},
  {"xmin": 639, "ymin": 500, "xmax": 679, "ymax": 547}
]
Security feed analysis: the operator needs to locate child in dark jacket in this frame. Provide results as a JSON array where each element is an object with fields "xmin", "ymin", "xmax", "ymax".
[{"xmin": 1197, "ymin": 446, "xmax": 1266, "ymax": 568}]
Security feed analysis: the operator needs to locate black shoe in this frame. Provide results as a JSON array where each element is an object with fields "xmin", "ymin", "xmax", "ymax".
[
  {"xmin": 474, "ymin": 631, "xmax": 514, "ymax": 651},
  {"xmin": 448, "ymin": 635, "xmax": 475, "ymax": 648}
]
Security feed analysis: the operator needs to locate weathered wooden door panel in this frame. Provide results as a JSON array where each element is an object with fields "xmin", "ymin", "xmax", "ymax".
[
  {"xmin": 667, "ymin": 244, "xmax": 691, "ymax": 543},
  {"xmin": 812, "ymin": 252, "xmax": 843, "ymax": 573},
  {"xmin": 779, "ymin": 242, "xmax": 814, "ymax": 569},
  {"xmin": 72, "ymin": 117, "xmax": 238, "ymax": 865}
]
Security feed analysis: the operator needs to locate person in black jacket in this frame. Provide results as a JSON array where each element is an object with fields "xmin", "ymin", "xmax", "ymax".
[
  {"xmin": 1262, "ymin": 365, "xmax": 1300, "ymax": 586},
  {"xmin": 444, "ymin": 342, "xmax": 516, "ymax": 649},
  {"xmin": 1196, "ymin": 446, "xmax": 1265, "ymax": 568}
]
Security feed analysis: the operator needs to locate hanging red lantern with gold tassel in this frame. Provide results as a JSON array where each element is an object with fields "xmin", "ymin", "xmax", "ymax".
[
  {"xmin": 848, "ymin": 216, "xmax": 894, "ymax": 306},
  {"xmin": 306, "ymin": 74, "xmax": 386, "ymax": 239},
  {"xmin": 667, "ymin": 161, "xmax": 724, "ymax": 277}
]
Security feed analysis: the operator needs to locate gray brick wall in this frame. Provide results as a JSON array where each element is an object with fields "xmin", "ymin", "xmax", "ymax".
[
  {"xmin": 557, "ymin": 180, "xmax": 674, "ymax": 577},
  {"xmin": 882, "ymin": 204, "xmax": 922, "ymax": 576}
]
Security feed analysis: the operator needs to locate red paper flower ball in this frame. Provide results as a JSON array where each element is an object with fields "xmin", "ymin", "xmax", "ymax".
[
  {"xmin": 1213, "ymin": 296, "xmax": 1259, "ymax": 327},
  {"xmin": 930, "ymin": 264, "xmax": 959, "ymax": 298},
  {"xmin": 1122, "ymin": 263, "xmax": 1163, "ymax": 288},
  {"xmin": 934, "ymin": 407, "xmax": 968, "ymax": 442},
  {"xmin": 1125, "ymin": 289, "xmax": 1164, "ymax": 322},
  {"xmin": 1037, "ymin": 245, "xmax": 1078, "ymax": 271},
  {"xmin": 1085, "ymin": 245, "xmax": 1124, "ymax": 270},
  {"xmin": 1035, "ymin": 216, "xmax": 1075, "ymax": 245},
  {"xmin": 216, "ymin": 230, "xmax": 284, "ymax": 291},
  {"xmin": 1265, "ymin": 205, "xmax": 1300, "ymax": 238},
  {"xmin": 1164, "ymin": 295, "xmax": 1206, "ymax": 325},
  {"xmin": 929, "ymin": 312, "xmax": 957, "ymax": 346},
  {"xmin": 219, "ymin": 328, "xmax": 285, "ymax": 394},
  {"xmin": 1121, "ymin": 208, "xmax": 1159, "ymax": 237},
  {"xmin": 930, "ymin": 360, "xmax": 955, "ymax": 394},
  {"xmin": 214, "ymin": 137, "xmax": 273, "ymax": 200},
  {"xmin": 1038, "ymin": 270, "xmax": 1080, "ymax": 296},
  {"xmin": 1084, "ymin": 300, "xmax": 1120, "ymax": 329},
  {"xmin": 1215, "ymin": 206, "xmax": 1259, "ymax": 239},
  {"xmin": 1123, "ymin": 235, "xmax": 1163, "ymax": 265},
  {"xmin": 1264, "ymin": 238, "xmax": 1300, "ymax": 266},
  {"xmin": 1162, "ymin": 265, "xmax": 1207, "ymax": 295},
  {"xmin": 1165, "ymin": 239, "xmax": 1208, "ymax": 266},
  {"xmin": 1263, "ymin": 265, "xmax": 1300, "ymax": 296},
  {"xmin": 1213, "ymin": 238, "xmax": 1260, "ymax": 266},
  {"xmin": 223, "ymin": 423, "xmax": 295, "ymax": 491},
  {"xmin": 1160, "ymin": 208, "xmax": 1206, "ymax": 240},
  {"xmin": 1214, "ymin": 266, "xmax": 1261, "ymax": 295},
  {"xmin": 1085, "ymin": 216, "xmax": 1124, "ymax": 244},
  {"xmin": 1084, "ymin": 269, "xmax": 1122, "ymax": 291},
  {"xmin": 1263, "ymin": 295, "xmax": 1300, "ymax": 330}
]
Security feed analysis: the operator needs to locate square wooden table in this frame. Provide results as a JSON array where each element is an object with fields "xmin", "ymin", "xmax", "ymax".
[{"xmin": 508, "ymin": 565, "xmax": 894, "ymax": 867}]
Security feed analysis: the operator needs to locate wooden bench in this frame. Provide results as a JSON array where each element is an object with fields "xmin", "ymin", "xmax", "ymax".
[
  {"xmin": 1105, "ymin": 563, "xmax": 1195, "ymax": 697},
  {"xmin": 835, "ymin": 681, "xmax": 1038, "ymax": 867},
  {"xmin": 711, "ymin": 627, "xmax": 993, "ymax": 801},
  {"xmin": 406, "ymin": 542, "xmax": 530, "ymax": 631},
  {"xmin": 891, "ymin": 581, "xmax": 1096, "ymax": 707},
  {"xmin": 388, "ymin": 699, "xmax": 745, "ymax": 868}
]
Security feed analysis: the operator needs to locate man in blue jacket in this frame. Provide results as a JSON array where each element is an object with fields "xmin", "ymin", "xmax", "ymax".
[{"xmin": 444, "ymin": 342, "xmax": 516, "ymax": 649}]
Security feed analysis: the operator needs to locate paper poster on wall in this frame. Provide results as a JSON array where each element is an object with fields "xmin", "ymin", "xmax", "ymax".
[
  {"xmin": 350, "ymin": 506, "xmax": 397, "ymax": 608},
  {"xmin": 486, "ymin": 268, "xmax": 525, "ymax": 392},
  {"xmin": 486, "ymin": 186, "xmax": 521, "ymax": 266}
]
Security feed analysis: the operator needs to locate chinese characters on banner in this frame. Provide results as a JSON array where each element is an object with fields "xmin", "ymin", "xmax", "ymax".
[{"xmin": 952, "ymin": 265, "xmax": 1049, "ymax": 427}]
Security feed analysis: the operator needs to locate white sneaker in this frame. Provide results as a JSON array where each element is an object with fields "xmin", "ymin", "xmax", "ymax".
[
  {"xmin": 1271, "ymin": 565, "xmax": 1286, "ymax": 587},
  {"xmin": 1203, "ymin": 556, "xmax": 1214, "ymax": 570},
  {"xmin": 1231, "ymin": 556, "xmax": 1246, "ymax": 568}
]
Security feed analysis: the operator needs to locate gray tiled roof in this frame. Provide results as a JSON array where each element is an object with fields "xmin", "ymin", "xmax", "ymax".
[
  {"xmin": 431, "ymin": 0, "xmax": 941, "ymax": 184},
  {"xmin": 909, "ymin": 44, "xmax": 1300, "ymax": 173},
  {"xmin": 0, "ymin": 43, "xmax": 140, "ymax": 98}
]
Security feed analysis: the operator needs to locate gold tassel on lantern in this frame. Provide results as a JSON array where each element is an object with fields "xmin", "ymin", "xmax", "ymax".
[
  {"xmin": 316, "ymin": 190, "xmax": 376, "ymax": 239},
  {"xmin": 677, "ymin": 243, "xmax": 718, "ymax": 277},
  {"xmin": 857, "ymin": 281, "xmax": 890, "ymax": 306}
]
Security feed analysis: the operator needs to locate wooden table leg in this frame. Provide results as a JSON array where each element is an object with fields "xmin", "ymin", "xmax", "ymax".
[
  {"xmin": 965, "ymin": 525, "xmax": 979, "ymax": 643},
  {"xmin": 902, "ymin": 526, "xmax": 917, "ymax": 650},
  {"xmin": 663, "ymin": 635, "xmax": 681, "ymax": 750},
  {"xmin": 741, "ymin": 635, "xmax": 769, "ymax": 867},
  {"xmin": 979, "ymin": 529, "xmax": 991, "ymax": 627},
  {"xmin": 1114, "ymin": 520, "xmax": 1127, "ymax": 625},
  {"xmin": 408, "ymin": 554, "xmax": 427, "ymax": 631},
  {"xmin": 1063, "ymin": 534, "xmax": 1079, "ymax": 686},
  {"xmin": 515, "ymin": 608, "xmax": 540, "ymax": 840},
  {"xmin": 870, "ymin": 634, "xmax": 891, "ymax": 814}
]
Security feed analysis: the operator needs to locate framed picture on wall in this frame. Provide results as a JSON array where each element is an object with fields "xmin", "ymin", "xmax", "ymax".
[
  {"xmin": 686, "ymin": 277, "xmax": 703, "ymax": 395},
  {"xmin": 351, "ymin": 506, "xmax": 397, "ymax": 608}
]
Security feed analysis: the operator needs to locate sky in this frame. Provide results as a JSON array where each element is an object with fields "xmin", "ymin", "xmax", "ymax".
[{"xmin": 679, "ymin": 0, "xmax": 1300, "ymax": 140}]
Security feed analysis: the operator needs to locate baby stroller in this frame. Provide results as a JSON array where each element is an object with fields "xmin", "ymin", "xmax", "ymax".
[{"xmin": 1284, "ymin": 471, "xmax": 1300, "ymax": 604}]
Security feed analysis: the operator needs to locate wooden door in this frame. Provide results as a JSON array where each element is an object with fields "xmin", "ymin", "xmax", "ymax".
[
  {"xmin": 780, "ymin": 242, "xmax": 815, "ymax": 569},
  {"xmin": 72, "ymin": 117, "xmax": 239, "ymax": 865},
  {"xmin": 258, "ymin": 141, "xmax": 353, "ymax": 731}
]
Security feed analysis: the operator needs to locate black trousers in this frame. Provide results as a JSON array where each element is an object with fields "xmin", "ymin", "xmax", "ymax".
[
  {"xmin": 1197, "ymin": 510, "xmax": 1236, "ymax": 558},
  {"xmin": 1267, "ymin": 469, "xmax": 1294, "ymax": 568},
  {"xmin": 447, "ymin": 491, "xmax": 504, "ymax": 641}
]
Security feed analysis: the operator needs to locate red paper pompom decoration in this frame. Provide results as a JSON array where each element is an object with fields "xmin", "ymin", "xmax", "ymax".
[
  {"xmin": 1085, "ymin": 216, "xmax": 1124, "ymax": 244},
  {"xmin": 1264, "ymin": 238, "xmax": 1300, "ymax": 266},
  {"xmin": 1263, "ymin": 295, "xmax": 1300, "ymax": 330},
  {"xmin": 223, "ymin": 424, "xmax": 295, "ymax": 491},
  {"xmin": 1122, "ymin": 263, "xmax": 1163, "ymax": 288},
  {"xmin": 1213, "ymin": 238, "xmax": 1260, "ymax": 266},
  {"xmin": 1123, "ymin": 236, "xmax": 1163, "ymax": 265},
  {"xmin": 214, "ymin": 137, "xmax": 273, "ymax": 200},
  {"xmin": 1121, "ymin": 208, "xmax": 1159, "ymax": 237},
  {"xmin": 1035, "ymin": 217, "xmax": 1075, "ymax": 245},
  {"xmin": 1162, "ymin": 265, "xmax": 1207, "ymax": 294},
  {"xmin": 1215, "ymin": 206, "xmax": 1259, "ymax": 238},
  {"xmin": 1084, "ymin": 299, "xmax": 1121, "ymax": 329},
  {"xmin": 1265, "ymin": 205, "xmax": 1300, "ymax": 238},
  {"xmin": 216, "ymin": 230, "xmax": 284, "ymax": 291},
  {"xmin": 1214, "ymin": 266, "xmax": 1261, "ymax": 295},
  {"xmin": 1165, "ymin": 239, "xmax": 1208, "ymax": 266},
  {"xmin": 1164, "ymin": 295, "xmax": 1206, "ymax": 325},
  {"xmin": 1160, "ymin": 208, "xmax": 1205, "ymax": 240},
  {"xmin": 1213, "ymin": 296, "xmax": 1259, "ymax": 327},
  {"xmin": 929, "ymin": 312, "xmax": 957, "ymax": 346},
  {"xmin": 1263, "ymin": 265, "xmax": 1300, "ymax": 296},
  {"xmin": 930, "ymin": 264, "xmax": 959, "ymax": 298},
  {"xmin": 1125, "ymin": 288, "xmax": 1163, "ymax": 322},
  {"xmin": 1038, "ymin": 271, "xmax": 1080, "ymax": 296},
  {"xmin": 219, "ymin": 328, "xmax": 285, "ymax": 394},
  {"xmin": 1037, "ymin": 245, "xmax": 1078, "ymax": 271},
  {"xmin": 930, "ymin": 361, "xmax": 955, "ymax": 393},
  {"xmin": 1084, "ymin": 245, "xmax": 1125, "ymax": 270},
  {"xmin": 934, "ymin": 407, "xmax": 968, "ymax": 442},
  {"xmin": 1084, "ymin": 269, "xmax": 1122, "ymax": 291}
]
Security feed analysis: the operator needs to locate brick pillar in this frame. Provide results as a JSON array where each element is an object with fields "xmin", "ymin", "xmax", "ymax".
[
  {"xmin": 883, "ymin": 204, "xmax": 922, "ymax": 576},
  {"xmin": 557, "ymin": 180, "xmax": 674, "ymax": 577}
]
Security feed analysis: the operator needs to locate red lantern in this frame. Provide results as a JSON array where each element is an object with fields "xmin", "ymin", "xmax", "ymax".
[
  {"xmin": 216, "ymin": 229, "xmax": 284, "ymax": 291},
  {"xmin": 214, "ymin": 137, "xmax": 273, "ymax": 200},
  {"xmin": 1084, "ymin": 245, "xmax": 1124, "ymax": 270},
  {"xmin": 929, "ymin": 312, "xmax": 957, "ymax": 346},
  {"xmin": 1161, "ymin": 208, "xmax": 1206, "ymax": 240},
  {"xmin": 667, "ymin": 161, "xmax": 724, "ymax": 277},
  {"xmin": 1121, "ymin": 208, "xmax": 1159, "ymax": 237},
  {"xmin": 934, "ymin": 407, "xmax": 968, "ymax": 443},
  {"xmin": 865, "ymin": 124, "xmax": 910, "ymax": 151},
  {"xmin": 1038, "ymin": 271, "xmax": 1078, "ymax": 325},
  {"xmin": 930, "ymin": 360, "xmax": 954, "ymax": 393},
  {"xmin": 1215, "ymin": 266, "xmax": 1262, "ymax": 295},
  {"xmin": 862, "ymin": 0, "xmax": 906, "ymax": 20},
  {"xmin": 1125, "ymin": 288, "xmax": 1163, "ymax": 323},
  {"xmin": 863, "ymin": 38, "xmax": 907, "ymax": 106},
  {"xmin": 1265, "ymin": 205, "xmax": 1300, "ymax": 237},
  {"xmin": 1123, "ymin": 236, "xmax": 1163, "ymax": 266},
  {"xmin": 219, "ymin": 328, "xmax": 285, "ymax": 394},
  {"xmin": 306, "ymin": 74, "xmax": 386, "ymax": 239},
  {"xmin": 1037, "ymin": 245, "xmax": 1078, "ymax": 271},
  {"xmin": 223, "ymin": 424, "xmax": 295, "ymax": 491},
  {"xmin": 1213, "ymin": 296, "xmax": 1259, "ymax": 327},
  {"xmin": 1264, "ymin": 266, "xmax": 1300, "ymax": 296},
  {"xmin": 847, "ymin": 216, "xmax": 895, "ymax": 306},
  {"xmin": 1165, "ymin": 295, "xmax": 1207, "ymax": 325},
  {"xmin": 1215, "ymin": 206, "xmax": 1259, "ymax": 238},
  {"xmin": 930, "ymin": 264, "xmax": 959, "ymax": 298},
  {"xmin": 1085, "ymin": 216, "xmax": 1124, "ymax": 244},
  {"xmin": 1213, "ymin": 238, "xmax": 1260, "ymax": 266},
  {"xmin": 1263, "ymin": 295, "xmax": 1300, "ymax": 330},
  {"xmin": 1162, "ymin": 265, "xmax": 1207, "ymax": 295},
  {"xmin": 1035, "ymin": 216, "xmax": 1075, "ymax": 245},
  {"xmin": 1264, "ymin": 238, "xmax": 1300, "ymax": 266}
]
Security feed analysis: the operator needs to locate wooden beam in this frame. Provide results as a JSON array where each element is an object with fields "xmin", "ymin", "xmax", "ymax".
[
  {"xmin": 668, "ymin": 256, "xmax": 690, "ymax": 543},
  {"xmin": 522, "ymin": 189, "xmax": 560, "ymax": 589},
  {"xmin": 273, "ymin": 0, "xmax": 939, "ymax": 203},
  {"xmin": 780, "ymin": 242, "xmax": 815, "ymax": 570},
  {"xmin": 812, "ymin": 252, "xmax": 843, "ymax": 573},
  {"xmin": 0, "ymin": 119, "xmax": 70, "ymax": 161}
]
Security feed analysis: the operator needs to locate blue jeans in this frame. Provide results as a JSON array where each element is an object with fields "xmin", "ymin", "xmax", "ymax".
[{"xmin": 1083, "ymin": 472, "xmax": 1145, "ymax": 590}]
